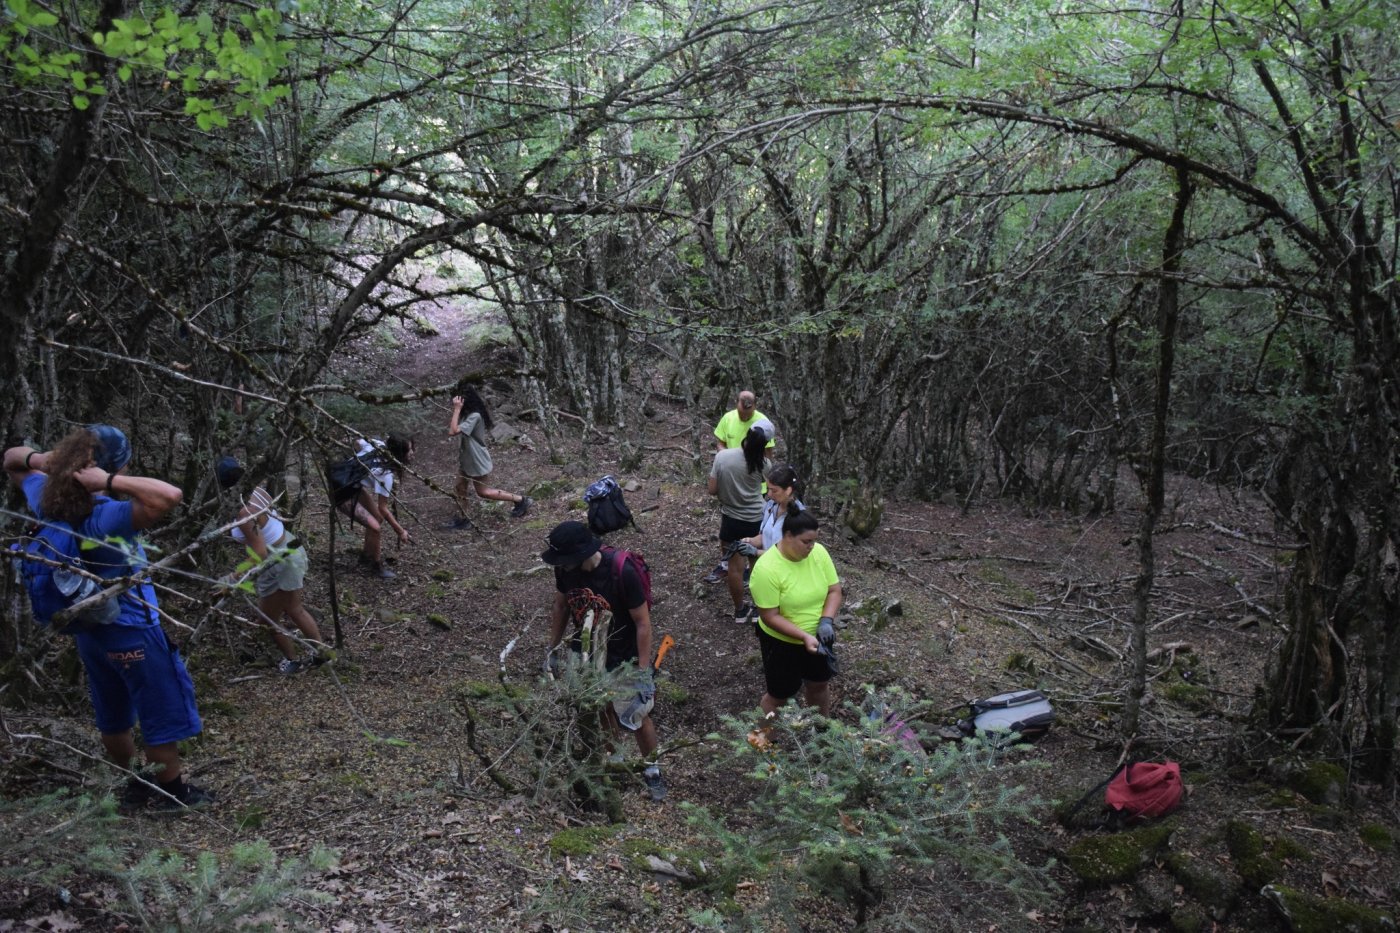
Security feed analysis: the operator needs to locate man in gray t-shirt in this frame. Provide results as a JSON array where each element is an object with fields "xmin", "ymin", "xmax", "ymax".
[{"xmin": 707, "ymin": 419, "xmax": 773, "ymax": 623}]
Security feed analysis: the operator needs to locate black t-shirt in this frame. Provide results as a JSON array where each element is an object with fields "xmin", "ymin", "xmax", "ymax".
[{"xmin": 554, "ymin": 548, "xmax": 645, "ymax": 669}]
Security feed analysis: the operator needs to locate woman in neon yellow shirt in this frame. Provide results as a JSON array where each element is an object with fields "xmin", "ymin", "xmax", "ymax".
[{"xmin": 748, "ymin": 509, "xmax": 842, "ymax": 717}]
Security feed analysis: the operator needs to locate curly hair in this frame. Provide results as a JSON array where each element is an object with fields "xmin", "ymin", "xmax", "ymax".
[{"xmin": 39, "ymin": 428, "xmax": 101, "ymax": 524}]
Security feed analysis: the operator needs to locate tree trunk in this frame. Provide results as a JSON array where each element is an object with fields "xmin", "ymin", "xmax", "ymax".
[{"xmin": 1122, "ymin": 168, "xmax": 1192, "ymax": 740}]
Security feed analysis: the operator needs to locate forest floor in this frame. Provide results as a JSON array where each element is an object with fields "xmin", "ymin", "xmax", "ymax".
[{"xmin": 2, "ymin": 298, "xmax": 1399, "ymax": 932}]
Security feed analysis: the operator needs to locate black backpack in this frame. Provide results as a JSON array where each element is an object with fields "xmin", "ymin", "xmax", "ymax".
[
  {"xmin": 584, "ymin": 475, "xmax": 637, "ymax": 535},
  {"xmin": 327, "ymin": 451, "xmax": 382, "ymax": 505}
]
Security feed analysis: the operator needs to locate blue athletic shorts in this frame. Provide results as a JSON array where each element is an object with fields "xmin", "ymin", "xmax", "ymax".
[{"xmin": 75, "ymin": 624, "xmax": 203, "ymax": 745}]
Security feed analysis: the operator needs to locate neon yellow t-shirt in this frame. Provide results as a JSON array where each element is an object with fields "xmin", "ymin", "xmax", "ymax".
[
  {"xmin": 751, "ymin": 542, "xmax": 839, "ymax": 644},
  {"xmin": 713, "ymin": 409, "xmax": 775, "ymax": 450}
]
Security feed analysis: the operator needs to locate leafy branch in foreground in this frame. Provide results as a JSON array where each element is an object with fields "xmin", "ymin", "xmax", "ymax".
[
  {"xmin": 684, "ymin": 690, "xmax": 1056, "ymax": 930},
  {"xmin": 454, "ymin": 639, "xmax": 652, "ymax": 822},
  {"xmin": 0, "ymin": 789, "xmax": 335, "ymax": 931}
]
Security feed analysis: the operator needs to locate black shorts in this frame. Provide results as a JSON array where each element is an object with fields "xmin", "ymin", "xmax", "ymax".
[
  {"xmin": 719, "ymin": 514, "xmax": 761, "ymax": 544},
  {"xmin": 758, "ymin": 626, "xmax": 832, "ymax": 699}
]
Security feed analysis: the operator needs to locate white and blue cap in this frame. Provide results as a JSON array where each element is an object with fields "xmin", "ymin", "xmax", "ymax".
[
  {"xmin": 749, "ymin": 417, "xmax": 775, "ymax": 442},
  {"xmin": 87, "ymin": 424, "xmax": 132, "ymax": 473}
]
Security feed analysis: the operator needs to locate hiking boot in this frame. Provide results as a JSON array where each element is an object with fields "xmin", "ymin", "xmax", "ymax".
[
  {"xmin": 151, "ymin": 780, "xmax": 215, "ymax": 813},
  {"xmin": 119, "ymin": 775, "xmax": 158, "ymax": 813},
  {"xmin": 702, "ymin": 560, "xmax": 728, "ymax": 584},
  {"xmin": 511, "ymin": 496, "xmax": 532, "ymax": 518},
  {"xmin": 733, "ymin": 603, "xmax": 753, "ymax": 625},
  {"xmin": 278, "ymin": 656, "xmax": 312, "ymax": 676},
  {"xmin": 642, "ymin": 767, "xmax": 666, "ymax": 802},
  {"xmin": 366, "ymin": 561, "xmax": 396, "ymax": 579},
  {"xmin": 445, "ymin": 516, "xmax": 474, "ymax": 530}
]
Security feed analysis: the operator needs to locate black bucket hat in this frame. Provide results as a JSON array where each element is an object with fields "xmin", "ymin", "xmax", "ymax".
[{"xmin": 541, "ymin": 521, "xmax": 602, "ymax": 567}]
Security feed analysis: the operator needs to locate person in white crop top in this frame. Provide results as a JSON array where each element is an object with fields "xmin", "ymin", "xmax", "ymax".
[{"xmin": 217, "ymin": 457, "xmax": 326, "ymax": 674}]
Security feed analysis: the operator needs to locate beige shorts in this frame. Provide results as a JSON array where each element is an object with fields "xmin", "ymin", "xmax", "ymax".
[{"xmin": 254, "ymin": 545, "xmax": 308, "ymax": 598}]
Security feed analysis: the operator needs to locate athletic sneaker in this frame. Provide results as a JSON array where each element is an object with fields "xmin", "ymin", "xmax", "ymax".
[
  {"xmin": 119, "ymin": 775, "xmax": 158, "ymax": 813},
  {"xmin": 642, "ymin": 767, "xmax": 666, "ymax": 802},
  {"xmin": 702, "ymin": 560, "xmax": 729, "ymax": 584},
  {"xmin": 150, "ymin": 781, "xmax": 215, "ymax": 813},
  {"xmin": 733, "ymin": 603, "xmax": 753, "ymax": 625},
  {"xmin": 367, "ymin": 562, "xmax": 396, "ymax": 579},
  {"xmin": 278, "ymin": 656, "xmax": 312, "ymax": 676},
  {"xmin": 445, "ymin": 516, "xmax": 474, "ymax": 530},
  {"xmin": 511, "ymin": 496, "xmax": 532, "ymax": 518}
]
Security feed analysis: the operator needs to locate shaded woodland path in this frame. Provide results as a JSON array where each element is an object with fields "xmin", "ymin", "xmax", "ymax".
[{"xmin": 3, "ymin": 300, "xmax": 1397, "ymax": 931}]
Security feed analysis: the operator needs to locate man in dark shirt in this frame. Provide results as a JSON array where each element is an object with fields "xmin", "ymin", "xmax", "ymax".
[{"xmin": 542, "ymin": 521, "xmax": 664, "ymax": 801}]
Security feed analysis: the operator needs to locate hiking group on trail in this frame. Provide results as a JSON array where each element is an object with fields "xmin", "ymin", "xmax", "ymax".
[{"xmin": 4, "ymin": 385, "xmax": 847, "ymax": 813}]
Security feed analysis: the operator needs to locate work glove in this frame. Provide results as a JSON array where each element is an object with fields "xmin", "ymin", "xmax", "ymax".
[
  {"xmin": 542, "ymin": 646, "xmax": 562, "ymax": 677},
  {"xmin": 817, "ymin": 616, "xmax": 836, "ymax": 648},
  {"xmin": 636, "ymin": 667, "xmax": 656, "ymax": 705},
  {"xmin": 727, "ymin": 540, "xmax": 759, "ymax": 559},
  {"xmin": 820, "ymin": 640, "xmax": 841, "ymax": 676}
]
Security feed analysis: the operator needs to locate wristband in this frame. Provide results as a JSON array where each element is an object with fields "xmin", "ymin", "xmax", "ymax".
[
  {"xmin": 24, "ymin": 451, "xmax": 36, "ymax": 470},
  {"xmin": 105, "ymin": 472, "xmax": 116, "ymax": 495}
]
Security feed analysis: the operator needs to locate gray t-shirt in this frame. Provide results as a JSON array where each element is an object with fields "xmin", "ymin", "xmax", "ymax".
[
  {"xmin": 457, "ymin": 412, "xmax": 494, "ymax": 478},
  {"xmin": 710, "ymin": 448, "xmax": 770, "ymax": 521}
]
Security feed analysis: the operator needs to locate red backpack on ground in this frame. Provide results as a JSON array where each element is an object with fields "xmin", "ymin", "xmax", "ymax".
[{"xmin": 1106, "ymin": 761, "xmax": 1183, "ymax": 820}]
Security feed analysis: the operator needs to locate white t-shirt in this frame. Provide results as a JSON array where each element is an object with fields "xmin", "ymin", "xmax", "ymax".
[{"xmin": 355, "ymin": 438, "xmax": 395, "ymax": 497}]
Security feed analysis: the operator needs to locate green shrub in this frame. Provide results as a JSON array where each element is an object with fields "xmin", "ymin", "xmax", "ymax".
[
  {"xmin": 682, "ymin": 690, "xmax": 1054, "ymax": 927},
  {"xmin": 0, "ymin": 790, "xmax": 335, "ymax": 930}
]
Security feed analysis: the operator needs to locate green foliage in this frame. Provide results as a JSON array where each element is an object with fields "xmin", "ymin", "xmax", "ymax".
[
  {"xmin": 454, "ymin": 655, "xmax": 652, "ymax": 819},
  {"xmin": 683, "ymin": 691, "xmax": 1054, "ymax": 926},
  {"xmin": 0, "ymin": 789, "xmax": 335, "ymax": 929},
  {"xmin": 2, "ymin": 1, "xmax": 291, "ymax": 125},
  {"xmin": 125, "ymin": 839, "xmax": 335, "ymax": 931}
]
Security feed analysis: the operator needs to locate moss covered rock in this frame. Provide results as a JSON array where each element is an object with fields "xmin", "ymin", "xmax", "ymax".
[
  {"xmin": 1291, "ymin": 760, "xmax": 1346, "ymax": 806},
  {"xmin": 1224, "ymin": 819, "xmax": 1281, "ymax": 889},
  {"xmin": 1262, "ymin": 884, "xmax": 1396, "ymax": 932},
  {"xmin": 1166, "ymin": 851, "xmax": 1238, "ymax": 918},
  {"xmin": 846, "ymin": 488, "xmax": 883, "ymax": 538},
  {"xmin": 1170, "ymin": 905, "xmax": 1209, "ymax": 933},
  {"xmin": 1067, "ymin": 819, "xmax": 1178, "ymax": 885},
  {"xmin": 549, "ymin": 824, "xmax": 618, "ymax": 858},
  {"xmin": 1359, "ymin": 823, "xmax": 1394, "ymax": 852}
]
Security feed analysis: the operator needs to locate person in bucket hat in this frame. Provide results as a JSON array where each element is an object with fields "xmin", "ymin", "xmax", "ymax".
[{"xmin": 541, "ymin": 521, "xmax": 665, "ymax": 801}]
